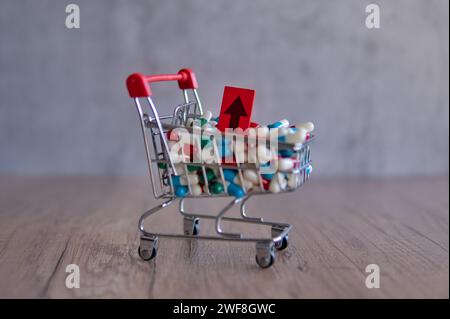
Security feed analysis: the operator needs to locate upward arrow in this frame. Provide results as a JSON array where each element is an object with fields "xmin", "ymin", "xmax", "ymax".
[{"xmin": 224, "ymin": 96, "xmax": 248, "ymax": 129}]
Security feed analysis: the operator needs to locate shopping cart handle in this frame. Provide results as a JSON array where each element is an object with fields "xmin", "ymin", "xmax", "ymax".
[{"xmin": 126, "ymin": 69, "xmax": 198, "ymax": 98}]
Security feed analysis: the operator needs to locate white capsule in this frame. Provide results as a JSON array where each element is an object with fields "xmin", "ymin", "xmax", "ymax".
[
  {"xmin": 243, "ymin": 170, "xmax": 260, "ymax": 184},
  {"xmin": 203, "ymin": 126, "xmax": 219, "ymax": 134},
  {"xmin": 278, "ymin": 127, "xmax": 290, "ymax": 136},
  {"xmin": 269, "ymin": 178, "xmax": 281, "ymax": 193},
  {"xmin": 170, "ymin": 151, "xmax": 183, "ymax": 164},
  {"xmin": 200, "ymin": 145, "xmax": 217, "ymax": 163},
  {"xmin": 287, "ymin": 173, "xmax": 299, "ymax": 188},
  {"xmin": 190, "ymin": 184, "xmax": 203, "ymax": 196},
  {"xmin": 276, "ymin": 173, "xmax": 287, "ymax": 189},
  {"xmin": 185, "ymin": 118, "xmax": 194, "ymax": 127},
  {"xmin": 296, "ymin": 122, "xmax": 314, "ymax": 133},
  {"xmin": 268, "ymin": 173, "xmax": 287, "ymax": 193},
  {"xmin": 234, "ymin": 176, "xmax": 254, "ymax": 190},
  {"xmin": 174, "ymin": 164, "xmax": 185, "ymax": 172},
  {"xmin": 257, "ymin": 145, "xmax": 273, "ymax": 164},
  {"xmin": 286, "ymin": 128, "xmax": 307, "ymax": 144},
  {"xmin": 278, "ymin": 158, "xmax": 294, "ymax": 171},
  {"xmin": 180, "ymin": 174, "xmax": 199, "ymax": 185},
  {"xmin": 202, "ymin": 110, "xmax": 213, "ymax": 121}
]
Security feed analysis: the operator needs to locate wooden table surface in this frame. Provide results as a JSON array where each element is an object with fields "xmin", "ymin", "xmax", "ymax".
[{"xmin": 0, "ymin": 176, "xmax": 448, "ymax": 298}]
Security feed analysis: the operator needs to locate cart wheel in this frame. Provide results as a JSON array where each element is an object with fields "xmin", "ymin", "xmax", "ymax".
[
  {"xmin": 256, "ymin": 251, "xmax": 275, "ymax": 269},
  {"xmin": 184, "ymin": 217, "xmax": 200, "ymax": 236},
  {"xmin": 255, "ymin": 241, "xmax": 276, "ymax": 269},
  {"xmin": 138, "ymin": 245, "xmax": 157, "ymax": 261},
  {"xmin": 275, "ymin": 235, "xmax": 289, "ymax": 251},
  {"xmin": 192, "ymin": 219, "xmax": 200, "ymax": 235}
]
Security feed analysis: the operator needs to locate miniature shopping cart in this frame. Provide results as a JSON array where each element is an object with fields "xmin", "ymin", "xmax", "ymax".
[{"xmin": 126, "ymin": 69, "xmax": 313, "ymax": 268}]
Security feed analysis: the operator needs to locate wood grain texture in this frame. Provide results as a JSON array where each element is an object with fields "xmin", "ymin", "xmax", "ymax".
[{"xmin": 0, "ymin": 176, "xmax": 448, "ymax": 298}]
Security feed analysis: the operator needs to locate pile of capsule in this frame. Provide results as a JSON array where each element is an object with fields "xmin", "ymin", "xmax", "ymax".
[{"xmin": 163, "ymin": 111, "xmax": 314, "ymax": 198}]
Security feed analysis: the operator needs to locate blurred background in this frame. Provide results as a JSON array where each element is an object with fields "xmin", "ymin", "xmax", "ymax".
[{"xmin": 0, "ymin": 0, "xmax": 448, "ymax": 177}]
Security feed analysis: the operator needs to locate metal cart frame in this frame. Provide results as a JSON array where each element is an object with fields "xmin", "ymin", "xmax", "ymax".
[{"xmin": 126, "ymin": 69, "xmax": 313, "ymax": 268}]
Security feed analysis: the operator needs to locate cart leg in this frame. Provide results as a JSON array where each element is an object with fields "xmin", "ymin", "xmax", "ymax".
[
  {"xmin": 240, "ymin": 194, "xmax": 263, "ymax": 222},
  {"xmin": 179, "ymin": 198, "xmax": 201, "ymax": 235},
  {"xmin": 255, "ymin": 241, "xmax": 276, "ymax": 268},
  {"xmin": 215, "ymin": 198, "xmax": 243, "ymax": 239},
  {"xmin": 138, "ymin": 199, "xmax": 177, "ymax": 261}
]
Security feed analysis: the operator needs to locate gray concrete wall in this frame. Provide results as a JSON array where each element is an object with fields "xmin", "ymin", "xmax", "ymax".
[{"xmin": 0, "ymin": 0, "xmax": 448, "ymax": 176}]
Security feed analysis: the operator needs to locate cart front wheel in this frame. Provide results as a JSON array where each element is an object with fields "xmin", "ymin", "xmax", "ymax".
[
  {"xmin": 138, "ymin": 246, "xmax": 157, "ymax": 261},
  {"xmin": 255, "ymin": 241, "xmax": 276, "ymax": 268}
]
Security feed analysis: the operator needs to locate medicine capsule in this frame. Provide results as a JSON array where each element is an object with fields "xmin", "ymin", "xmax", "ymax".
[
  {"xmin": 181, "ymin": 174, "xmax": 199, "ymax": 185},
  {"xmin": 286, "ymin": 128, "xmax": 307, "ymax": 144},
  {"xmin": 296, "ymin": 122, "xmax": 314, "ymax": 133},
  {"xmin": 279, "ymin": 149, "xmax": 294, "ymax": 157},
  {"xmin": 261, "ymin": 173, "xmax": 274, "ymax": 180},
  {"xmin": 227, "ymin": 182, "xmax": 246, "ymax": 198},
  {"xmin": 201, "ymin": 110, "xmax": 213, "ymax": 121},
  {"xmin": 269, "ymin": 178, "xmax": 281, "ymax": 193},
  {"xmin": 306, "ymin": 164, "xmax": 313, "ymax": 177},
  {"xmin": 234, "ymin": 176, "xmax": 254, "ymax": 190},
  {"xmin": 157, "ymin": 162, "xmax": 167, "ymax": 169},
  {"xmin": 262, "ymin": 178, "xmax": 270, "ymax": 191},
  {"xmin": 172, "ymin": 174, "xmax": 199, "ymax": 186},
  {"xmin": 223, "ymin": 169, "xmax": 238, "ymax": 182},
  {"xmin": 199, "ymin": 168, "xmax": 216, "ymax": 183},
  {"xmin": 287, "ymin": 173, "xmax": 299, "ymax": 188},
  {"xmin": 268, "ymin": 119, "xmax": 289, "ymax": 129},
  {"xmin": 185, "ymin": 118, "xmax": 194, "ymax": 128},
  {"xmin": 190, "ymin": 184, "xmax": 203, "ymax": 196},
  {"xmin": 200, "ymin": 135, "xmax": 211, "ymax": 149},
  {"xmin": 269, "ymin": 173, "xmax": 287, "ymax": 193},
  {"xmin": 278, "ymin": 158, "xmax": 294, "ymax": 172},
  {"xmin": 187, "ymin": 165, "xmax": 201, "ymax": 172},
  {"xmin": 175, "ymin": 185, "xmax": 188, "ymax": 197},
  {"xmin": 257, "ymin": 145, "xmax": 273, "ymax": 164},
  {"xmin": 243, "ymin": 170, "xmax": 260, "ymax": 184},
  {"xmin": 210, "ymin": 182, "xmax": 224, "ymax": 194},
  {"xmin": 199, "ymin": 118, "xmax": 208, "ymax": 127},
  {"xmin": 200, "ymin": 145, "xmax": 215, "ymax": 163}
]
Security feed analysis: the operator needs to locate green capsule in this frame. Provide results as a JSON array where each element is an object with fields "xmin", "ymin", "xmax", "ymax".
[
  {"xmin": 200, "ymin": 135, "xmax": 211, "ymax": 149},
  {"xmin": 199, "ymin": 118, "xmax": 208, "ymax": 127},
  {"xmin": 157, "ymin": 162, "xmax": 167, "ymax": 169},
  {"xmin": 210, "ymin": 182, "xmax": 224, "ymax": 194},
  {"xmin": 199, "ymin": 168, "xmax": 216, "ymax": 184},
  {"xmin": 187, "ymin": 165, "xmax": 201, "ymax": 172}
]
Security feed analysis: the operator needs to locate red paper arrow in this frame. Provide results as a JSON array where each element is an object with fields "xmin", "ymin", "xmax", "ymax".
[
  {"xmin": 217, "ymin": 86, "xmax": 255, "ymax": 132},
  {"xmin": 224, "ymin": 97, "xmax": 248, "ymax": 129}
]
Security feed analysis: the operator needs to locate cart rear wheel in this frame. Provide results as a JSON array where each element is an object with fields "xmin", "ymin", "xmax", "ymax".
[
  {"xmin": 275, "ymin": 235, "xmax": 289, "ymax": 251},
  {"xmin": 192, "ymin": 219, "xmax": 200, "ymax": 235},
  {"xmin": 184, "ymin": 217, "xmax": 200, "ymax": 236},
  {"xmin": 138, "ymin": 246, "xmax": 157, "ymax": 261}
]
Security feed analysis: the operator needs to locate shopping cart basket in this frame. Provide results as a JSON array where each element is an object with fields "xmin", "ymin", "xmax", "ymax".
[{"xmin": 126, "ymin": 69, "xmax": 314, "ymax": 268}]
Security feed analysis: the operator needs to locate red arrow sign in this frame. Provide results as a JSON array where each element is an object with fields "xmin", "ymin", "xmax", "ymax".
[{"xmin": 217, "ymin": 86, "xmax": 255, "ymax": 132}]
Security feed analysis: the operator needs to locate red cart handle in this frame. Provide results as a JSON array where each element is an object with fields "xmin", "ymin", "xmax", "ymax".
[{"xmin": 126, "ymin": 68, "xmax": 198, "ymax": 98}]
